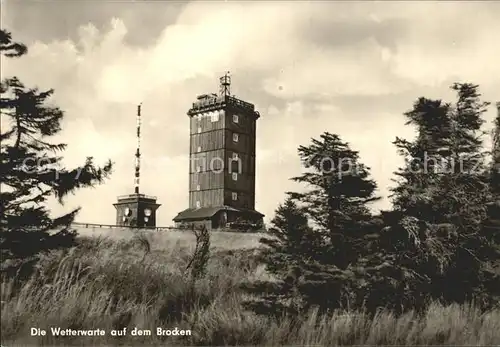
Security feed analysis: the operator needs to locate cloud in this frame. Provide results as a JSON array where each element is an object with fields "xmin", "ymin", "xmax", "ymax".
[{"xmin": 2, "ymin": 1, "xmax": 499, "ymax": 225}]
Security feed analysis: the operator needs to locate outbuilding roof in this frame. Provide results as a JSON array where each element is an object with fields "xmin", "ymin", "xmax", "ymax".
[{"xmin": 173, "ymin": 205, "xmax": 264, "ymax": 222}]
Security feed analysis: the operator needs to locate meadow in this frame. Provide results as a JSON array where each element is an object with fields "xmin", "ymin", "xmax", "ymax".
[{"xmin": 1, "ymin": 227, "xmax": 500, "ymax": 346}]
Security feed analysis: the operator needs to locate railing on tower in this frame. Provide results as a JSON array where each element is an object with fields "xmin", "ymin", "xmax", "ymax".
[{"xmin": 117, "ymin": 193, "xmax": 157, "ymax": 200}]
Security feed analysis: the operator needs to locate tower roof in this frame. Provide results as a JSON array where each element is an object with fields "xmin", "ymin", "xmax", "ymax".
[
  {"xmin": 187, "ymin": 74, "xmax": 259, "ymax": 118},
  {"xmin": 113, "ymin": 193, "xmax": 160, "ymax": 207},
  {"xmin": 187, "ymin": 95, "xmax": 259, "ymax": 118}
]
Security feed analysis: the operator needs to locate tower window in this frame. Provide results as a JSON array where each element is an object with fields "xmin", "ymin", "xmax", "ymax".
[
  {"xmin": 196, "ymin": 201, "xmax": 201, "ymax": 208},
  {"xmin": 211, "ymin": 112, "xmax": 219, "ymax": 122},
  {"xmin": 124, "ymin": 207, "xmax": 131, "ymax": 217},
  {"xmin": 197, "ymin": 127, "xmax": 201, "ymax": 133},
  {"xmin": 232, "ymin": 192, "xmax": 238, "ymax": 200},
  {"xmin": 197, "ymin": 146, "xmax": 201, "ymax": 153},
  {"xmin": 196, "ymin": 184, "xmax": 200, "ymax": 191},
  {"xmin": 233, "ymin": 133, "xmax": 239, "ymax": 142},
  {"xmin": 232, "ymin": 152, "xmax": 238, "ymax": 160},
  {"xmin": 196, "ymin": 166, "xmax": 201, "ymax": 173},
  {"xmin": 233, "ymin": 114, "xmax": 239, "ymax": 123},
  {"xmin": 232, "ymin": 173, "xmax": 238, "ymax": 181}
]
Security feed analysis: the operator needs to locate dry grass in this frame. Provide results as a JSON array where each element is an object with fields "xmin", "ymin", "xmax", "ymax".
[
  {"xmin": 1, "ymin": 229, "xmax": 500, "ymax": 346},
  {"xmin": 74, "ymin": 226, "xmax": 265, "ymax": 251}
]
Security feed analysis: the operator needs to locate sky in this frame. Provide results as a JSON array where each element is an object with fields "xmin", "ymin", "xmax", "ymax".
[{"xmin": 2, "ymin": 0, "xmax": 499, "ymax": 226}]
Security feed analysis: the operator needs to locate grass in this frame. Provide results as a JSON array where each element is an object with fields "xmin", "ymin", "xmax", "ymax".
[
  {"xmin": 1, "ymin": 228, "xmax": 500, "ymax": 346},
  {"xmin": 73, "ymin": 226, "xmax": 266, "ymax": 251}
]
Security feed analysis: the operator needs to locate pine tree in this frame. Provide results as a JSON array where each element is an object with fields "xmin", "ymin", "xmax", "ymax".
[
  {"xmin": 392, "ymin": 84, "xmax": 490, "ymax": 225},
  {"xmin": 449, "ymin": 83, "xmax": 488, "ymax": 172},
  {"xmin": 0, "ymin": 30, "xmax": 27, "ymax": 57},
  {"xmin": 288, "ymin": 132, "xmax": 380, "ymax": 267},
  {"xmin": 391, "ymin": 97, "xmax": 453, "ymax": 221},
  {"xmin": 260, "ymin": 196, "xmax": 322, "ymax": 274},
  {"xmin": 0, "ymin": 29, "xmax": 113, "ymax": 262},
  {"xmin": 490, "ymin": 102, "xmax": 500, "ymax": 195},
  {"xmin": 483, "ymin": 102, "xmax": 500, "ymax": 286},
  {"xmin": 486, "ymin": 102, "xmax": 500, "ymax": 224},
  {"xmin": 243, "ymin": 196, "xmax": 320, "ymax": 316},
  {"xmin": 246, "ymin": 133, "xmax": 382, "ymax": 315},
  {"xmin": 387, "ymin": 83, "xmax": 499, "ymax": 309}
]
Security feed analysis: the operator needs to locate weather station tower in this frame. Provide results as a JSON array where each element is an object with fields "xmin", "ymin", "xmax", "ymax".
[
  {"xmin": 113, "ymin": 104, "xmax": 161, "ymax": 228},
  {"xmin": 173, "ymin": 73, "xmax": 264, "ymax": 230}
]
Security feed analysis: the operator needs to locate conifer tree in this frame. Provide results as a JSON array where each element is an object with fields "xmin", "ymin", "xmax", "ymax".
[
  {"xmin": 247, "ymin": 133, "xmax": 382, "ymax": 314},
  {"xmin": 484, "ymin": 102, "xmax": 500, "ymax": 263},
  {"xmin": 388, "ymin": 83, "xmax": 499, "ymax": 309},
  {"xmin": 260, "ymin": 196, "xmax": 322, "ymax": 273},
  {"xmin": 490, "ymin": 102, "xmax": 500, "ymax": 196},
  {"xmin": 288, "ymin": 132, "xmax": 380, "ymax": 267},
  {"xmin": 0, "ymin": 29, "xmax": 113, "ymax": 261},
  {"xmin": 243, "ymin": 196, "xmax": 320, "ymax": 316},
  {"xmin": 391, "ymin": 98, "xmax": 452, "ymax": 221},
  {"xmin": 392, "ymin": 84, "xmax": 489, "ymax": 225}
]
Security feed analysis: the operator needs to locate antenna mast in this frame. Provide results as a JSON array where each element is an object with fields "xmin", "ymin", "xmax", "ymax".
[
  {"xmin": 134, "ymin": 103, "xmax": 142, "ymax": 194},
  {"xmin": 219, "ymin": 71, "xmax": 231, "ymax": 97}
]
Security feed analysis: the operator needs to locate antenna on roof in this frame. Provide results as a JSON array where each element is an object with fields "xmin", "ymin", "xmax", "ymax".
[
  {"xmin": 219, "ymin": 71, "xmax": 231, "ymax": 97},
  {"xmin": 134, "ymin": 103, "xmax": 142, "ymax": 194}
]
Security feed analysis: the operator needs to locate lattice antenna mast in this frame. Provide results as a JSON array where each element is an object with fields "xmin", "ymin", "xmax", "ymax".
[
  {"xmin": 134, "ymin": 103, "xmax": 142, "ymax": 194},
  {"xmin": 219, "ymin": 71, "xmax": 231, "ymax": 97}
]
